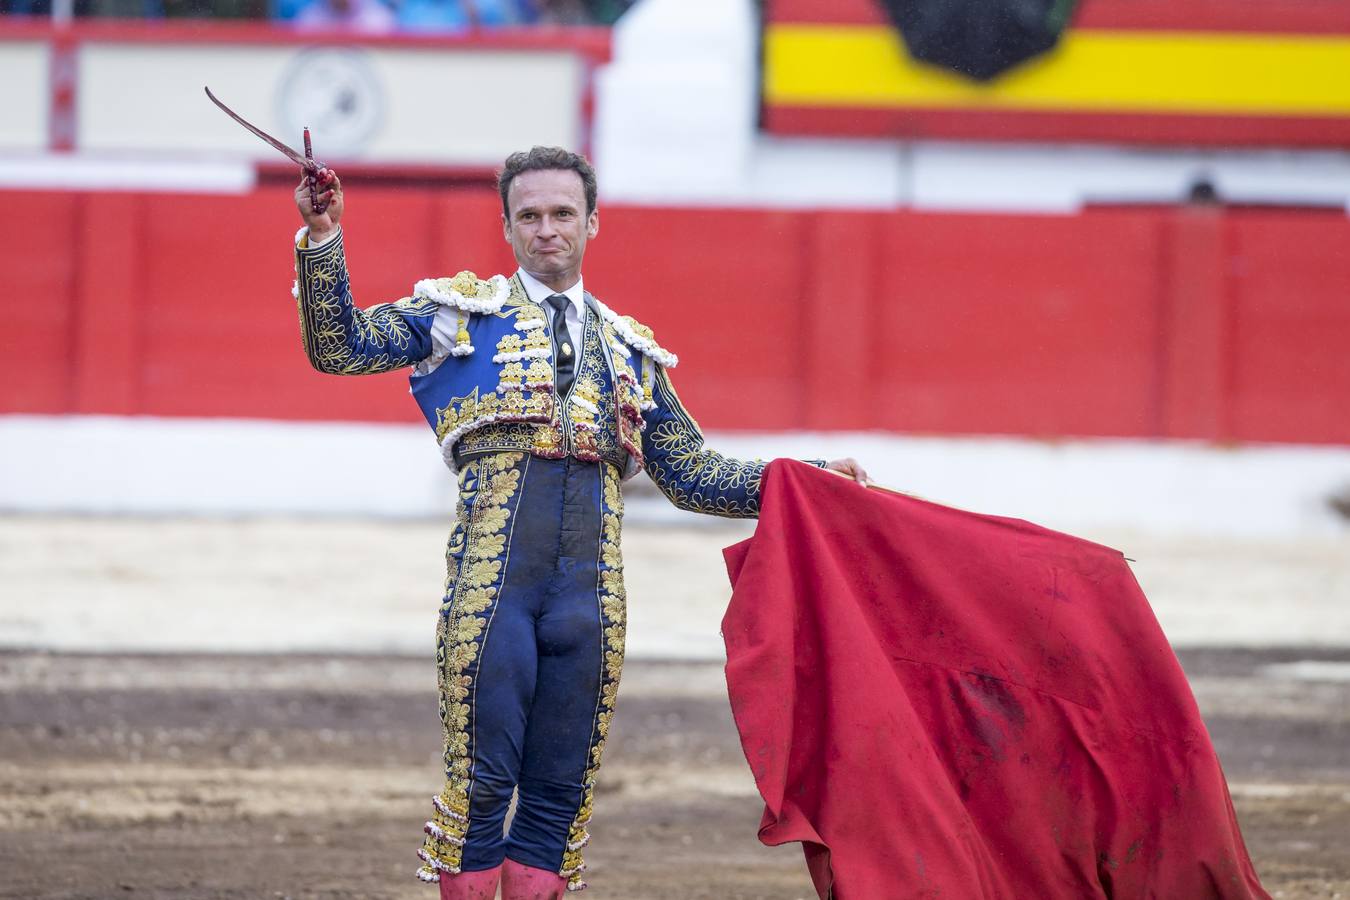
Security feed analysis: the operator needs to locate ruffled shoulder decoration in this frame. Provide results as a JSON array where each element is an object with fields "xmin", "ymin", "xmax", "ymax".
[
  {"xmin": 413, "ymin": 271, "xmax": 511, "ymax": 314},
  {"xmin": 589, "ymin": 298, "xmax": 678, "ymax": 369},
  {"xmin": 412, "ymin": 271, "xmax": 511, "ymax": 357}
]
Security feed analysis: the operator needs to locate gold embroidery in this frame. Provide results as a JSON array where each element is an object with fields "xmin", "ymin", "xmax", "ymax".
[
  {"xmin": 525, "ymin": 359, "xmax": 553, "ymax": 388},
  {"xmin": 453, "ymin": 420, "xmax": 567, "ymax": 461},
  {"xmin": 598, "ymin": 321, "xmax": 646, "ymax": 467},
  {"xmin": 453, "ymin": 309, "xmax": 471, "ymax": 355},
  {"xmin": 294, "ymin": 236, "xmax": 437, "ymax": 375},
  {"xmin": 643, "ymin": 368, "xmax": 765, "ymax": 518},
  {"xmin": 567, "ymin": 378, "xmax": 603, "ymax": 459},
  {"xmin": 497, "ymin": 361, "xmax": 526, "ymax": 392},
  {"xmin": 558, "ymin": 308, "xmax": 630, "ymax": 468},
  {"xmin": 559, "ymin": 463, "xmax": 626, "ymax": 890},
  {"xmin": 524, "ymin": 328, "xmax": 551, "ymax": 352},
  {"xmin": 417, "ymin": 452, "xmax": 527, "ymax": 883},
  {"xmin": 435, "ymin": 387, "xmax": 557, "ymax": 448},
  {"xmin": 431, "ymin": 291, "xmax": 651, "ymax": 473},
  {"xmin": 621, "ymin": 314, "xmax": 654, "ymax": 342},
  {"xmin": 448, "ymin": 271, "xmax": 479, "ymax": 296}
]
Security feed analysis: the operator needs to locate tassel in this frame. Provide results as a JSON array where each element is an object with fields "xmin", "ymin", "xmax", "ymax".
[{"xmin": 451, "ymin": 310, "xmax": 474, "ymax": 357}]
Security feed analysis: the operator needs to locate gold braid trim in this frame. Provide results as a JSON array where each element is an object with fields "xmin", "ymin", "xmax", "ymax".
[
  {"xmin": 416, "ymin": 452, "xmax": 526, "ymax": 882},
  {"xmin": 644, "ymin": 367, "xmax": 765, "ymax": 518},
  {"xmin": 559, "ymin": 464, "xmax": 626, "ymax": 891},
  {"xmin": 294, "ymin": 232, "xmax": 437, "ymax": 375}
]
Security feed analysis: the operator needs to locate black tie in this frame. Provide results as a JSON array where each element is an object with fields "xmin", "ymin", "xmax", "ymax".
[{"xmin": 544, "ymin": 294, "xmax": 575, "ymax": 398}]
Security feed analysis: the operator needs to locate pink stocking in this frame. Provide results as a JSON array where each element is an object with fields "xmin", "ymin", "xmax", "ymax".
[
  {"xmin": 501, "ymin": 858, "xmax": 570, "ymax": 899},
  {"xmin": 438, "ymin": 864, "xmax": 502, "ymax": 900}
]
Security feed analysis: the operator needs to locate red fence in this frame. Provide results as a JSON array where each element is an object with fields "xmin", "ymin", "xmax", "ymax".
[{"xmin": 3, "ymin": 187, "xmax": 1347, "ymax": 444}]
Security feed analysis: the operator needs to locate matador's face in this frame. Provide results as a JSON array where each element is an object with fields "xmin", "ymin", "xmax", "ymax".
[{"xmin": 503, "ymin": 169, "xmax": 599, "ymax": 289}]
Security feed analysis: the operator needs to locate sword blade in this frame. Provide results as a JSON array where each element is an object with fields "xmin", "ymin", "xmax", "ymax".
[{"xmin": 204, "ymin": 86, "xmax": 315, "ymax": 171}]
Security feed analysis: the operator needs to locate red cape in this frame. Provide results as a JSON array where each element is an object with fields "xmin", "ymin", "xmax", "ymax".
[{"xmin": 722, "ymin": 460, "xmax": 1268, "ymax": 900}]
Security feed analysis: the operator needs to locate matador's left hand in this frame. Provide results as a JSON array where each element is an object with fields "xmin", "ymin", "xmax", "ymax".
[{"xmin": 825, "ymin": 457, "xmax": 872, "ymax": 484}]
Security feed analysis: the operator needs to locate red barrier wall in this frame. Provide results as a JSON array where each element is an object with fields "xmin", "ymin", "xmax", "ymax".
[{"xmin": 3, "ymin": 187, "xmax": 1347, "ymax": 445}]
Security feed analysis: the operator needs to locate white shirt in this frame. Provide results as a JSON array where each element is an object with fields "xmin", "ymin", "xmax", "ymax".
[
  {"xmin": 293, "ymin": 0, "xmax": 395, "ymax": 33},
  {"xmin": 515, "ymin": 268, "xmax": 585, "ymax": 353}
]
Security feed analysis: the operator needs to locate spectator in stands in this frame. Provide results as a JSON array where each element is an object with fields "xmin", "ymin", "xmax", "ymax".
[
  {"xmin": 531, "ymin": 0, "xmax": 584, "ymax": 24},
  {"xmin": 2, "ymin": 0, "xmax": 627, "ymax": 21},
  {"xmin": 2, "ymin": 0, "xmax": 267, "ymax": 17},
  {"xmin": 292, "ymin": 0, "xmax": 394, "ymax": 31},
  {"xmin": 1, "ymin": 0, "xmax": 53, "ymax": 13},
  {"xmin": 396, "ymin": 0, "xmax": 536, "ymax": 33},
  {"xmin": 573, "ymin": 0, "xmax": 633, "ymax": 25}
]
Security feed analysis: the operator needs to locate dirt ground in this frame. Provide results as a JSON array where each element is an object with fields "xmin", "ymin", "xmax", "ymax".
[
  {"xmin": 0, "ymin": 648, "xmax": 1347, "ymax": 900},
  {"xmin": 1, "ymin": 512, "xmax": 1348, "ymax": 898}
]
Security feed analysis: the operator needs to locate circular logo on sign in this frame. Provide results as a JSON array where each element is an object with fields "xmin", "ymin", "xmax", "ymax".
[{"xmin": 276, "ymin": 48, "xmax": 385, "ymax": 159}]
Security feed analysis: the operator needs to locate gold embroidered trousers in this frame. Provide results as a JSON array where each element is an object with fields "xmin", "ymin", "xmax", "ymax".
[{"xmin": 416, "ymin": 451, "xmax": 625, "ymax": 892}]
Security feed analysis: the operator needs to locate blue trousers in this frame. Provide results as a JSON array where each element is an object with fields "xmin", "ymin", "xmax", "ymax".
[{"xmin": 416, "ymin": 452, "xmax": 625, "ymax": 891}]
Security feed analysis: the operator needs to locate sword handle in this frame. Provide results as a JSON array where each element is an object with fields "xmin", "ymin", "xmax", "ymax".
[{"xmin": 303, "ymin": 127, "xmax": 328, "ymax": 215}]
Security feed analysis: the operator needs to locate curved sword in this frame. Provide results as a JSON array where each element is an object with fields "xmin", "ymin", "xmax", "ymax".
[{"xmin": 204, "ymin": 86, "xmax": 328, "ymax": 213}]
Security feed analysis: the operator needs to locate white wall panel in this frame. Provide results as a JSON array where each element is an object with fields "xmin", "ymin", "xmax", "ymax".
[
  {"xmin": 0, "ymin": 42, "xmax": 49, "ymax": 151},
  {"xmin": 77, "ymin": 43, "xmax": 582, "ymax": 164},
  {"xmin": 371, "ymin": 50, "xmax": 581, "ymax": 162}
]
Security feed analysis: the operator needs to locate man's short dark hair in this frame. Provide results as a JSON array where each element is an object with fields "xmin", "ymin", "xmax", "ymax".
[{"xmin": 498, "ymin": 146, "xmax": 598, "ymax": 217}]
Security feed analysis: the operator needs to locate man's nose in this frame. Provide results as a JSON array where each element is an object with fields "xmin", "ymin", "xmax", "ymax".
[{"xmin": 536, "ymin": 216, "xmax": 558, "ymax": 238}]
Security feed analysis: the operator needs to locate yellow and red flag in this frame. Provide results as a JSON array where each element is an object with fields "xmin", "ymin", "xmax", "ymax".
[{"xmin": 763, "ymin": 0, "xmax": 1350, "ymax": 147}]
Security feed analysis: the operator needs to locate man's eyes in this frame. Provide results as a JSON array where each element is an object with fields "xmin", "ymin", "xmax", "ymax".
[{"xmin": 516, "ymin": 210, "xmax": 575, "ymax": 221}]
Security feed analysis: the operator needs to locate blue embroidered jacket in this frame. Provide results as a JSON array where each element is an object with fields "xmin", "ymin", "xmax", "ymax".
[{"xmin": 293, "ymin": 230, "xmax": 784, "ymax": 518}]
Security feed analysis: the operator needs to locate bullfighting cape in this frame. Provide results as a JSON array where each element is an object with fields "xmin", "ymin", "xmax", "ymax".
[{"xmin": 721, "ymin": 460, "xmax": 1268, "ymax": 900}]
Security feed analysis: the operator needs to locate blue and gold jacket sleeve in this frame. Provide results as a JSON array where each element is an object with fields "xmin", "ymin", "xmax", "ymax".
[
  {"xmin": 293, "ymin": 229, "xmax": 439, "ymax": 375},
  {"xmin": 640, "ymin": 366, "xmax": 772, "ymax": 519}
]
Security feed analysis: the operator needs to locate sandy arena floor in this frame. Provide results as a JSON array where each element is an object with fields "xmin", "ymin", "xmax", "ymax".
[{"xmin": 1, "ymin": 513, "xmax": 1348, "ymax": 898}]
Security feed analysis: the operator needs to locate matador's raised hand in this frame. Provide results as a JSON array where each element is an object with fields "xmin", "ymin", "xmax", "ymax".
[{"xmin": 296, "ymin": 167, "xmax": 343, "ymax": 243}]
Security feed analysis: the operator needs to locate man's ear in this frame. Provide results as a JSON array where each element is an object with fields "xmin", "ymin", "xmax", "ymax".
[
  {"xmin": 502, "ymin": 213, "xmax": 511, "ymax": 243},
  {"xmin": 587, "ymin": 210, "xmax": 600, "ymax": 239}
]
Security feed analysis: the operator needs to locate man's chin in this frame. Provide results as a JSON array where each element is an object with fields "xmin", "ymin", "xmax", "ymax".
[{"xmin": 528, "ymin": 257, "xmax": 571, "ymax": 274}]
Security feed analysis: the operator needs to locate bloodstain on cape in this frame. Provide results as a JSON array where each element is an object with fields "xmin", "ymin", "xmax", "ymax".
[{"xmin": 721, "ymin": 460, "xmax": 1268, "ymax": 900}]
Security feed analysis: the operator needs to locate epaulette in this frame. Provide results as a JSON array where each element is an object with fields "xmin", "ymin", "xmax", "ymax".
[
  {"xmin": 590, "ymin": 299, "xmax": 678, "ymax": 369},
  {"xmin": 413, "ymin": 270, "xmax": 511, "ymax": 314},
  {"xmin": 411, "ymin": 271, "xmax": 511, "ymax": 357}
]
